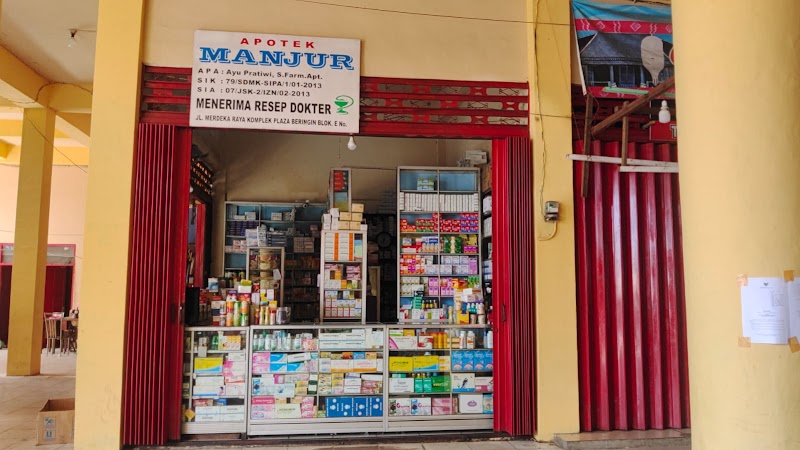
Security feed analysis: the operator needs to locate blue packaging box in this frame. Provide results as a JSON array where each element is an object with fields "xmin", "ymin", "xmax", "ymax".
[
  {"xmin": 353, "ymin": 397, "xmax": 369, "ymax": 417},
  {"xmin": 463, "ymin": 351, "xmax": 475, "ymax": 371},
  {"xmin": 326, "ymin": 397, "xmax": 354, "ymax": 417},
  {"xmin": 270, "ymin": 353, "xmax": 288, "ymax": 363},
  {"xmin": 269, "ymin": 363, "xmax": 287, "ymax": 373},
  {"xmin": 484, "ymin": 350, "xmax": 494, "ymax": 370},
  {"xmin": 451, "ymin": 351, "xmax": 464, "ymax": 371},
  {"xmin": 368, "ymin": 396, "xmax": 383, "ymax": 417}
]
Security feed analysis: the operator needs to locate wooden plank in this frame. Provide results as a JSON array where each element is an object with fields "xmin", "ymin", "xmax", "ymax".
[{"xmin": 590, "ymin": 76, "xmax": 675, "ymax": 137}]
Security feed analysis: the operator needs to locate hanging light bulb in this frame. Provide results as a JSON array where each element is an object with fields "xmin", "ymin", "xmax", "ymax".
[
  {"xmin": 347, "ymin": 135, "xmax": 357, "ymax": 151},
  {"xmin": 658, "ymin": 100, "xmax": 671, "ymax": 124},
  {"xmin": 67, "ymin": 29, "xmax": 78, "ymax": 48}
]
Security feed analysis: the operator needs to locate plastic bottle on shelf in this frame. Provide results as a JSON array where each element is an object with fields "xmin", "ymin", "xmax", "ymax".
[
  {"xmin": 466, "ymin": 331, "xmax": 475, "ymax": 349},
  {"xmin": 486, "ymin": 330, "xmax": 494, "ymax": 349},
  {"xmin": 211, "ymin": 333, "xmax": 219, "ymax": 351},
  {"xmin": 459, "ymin": 331, "xmax": 467, "ymax": 349}
]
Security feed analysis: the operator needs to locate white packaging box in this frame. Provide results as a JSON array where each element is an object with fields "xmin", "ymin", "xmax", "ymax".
[
  {"xmin": 225, "ymin": 383, "xmax": 246, "ymax": 396},
  {"xmin": 220, "ymin": 413, "xmax": 245, "ymax": 422},
  {"xmin": 221, "ymin": 405, "xmax": 246, "ymax": 414},
  {"xmin": 194, "ymin": 406, "xmax": 221, "ymax": 415},
  {"xmin": 195, "ymin": 376, "xmax": 225, "ymax": 386},
  {"xmin": 458, "ymin": 394, "xmax": 484, "ymax": 414},
  {"xmin": 389, "ymin": 378, "xmax": 415, "ymax": 394},
  {"xmin": 329, "ymin": 208, "xmax": 340, "ymax": 217},
  {"xmin": 194, "ymin": 414, "xmax": 221, "ymax": 422},
  {"xmin": 193, "ymin": 385, "xmax": 224, "ymax": 396}
]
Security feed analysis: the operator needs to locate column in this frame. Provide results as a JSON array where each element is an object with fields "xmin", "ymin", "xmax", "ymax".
[
  {"xmin": 73, "ymin": 0, "xmax": 144, "ymax": 448},
  {"xmin": 6, "ymin": 107, "xmax": 55, "ymax": 376},
  {"xmin": 528, "ymin": 0, "xmax": 580, "ymax": 440},
  {"xmin": 672, "ymin": 1, "xmax": 800, "ymax": 449}
]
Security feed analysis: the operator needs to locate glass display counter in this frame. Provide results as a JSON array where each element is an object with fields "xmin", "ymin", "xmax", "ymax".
[
  {"xmin": 182, "ymin": 327, "xmax": 249, "ymax": 435},
  {"xmin": 247, "ymin": 324, "xmax": 386, "ymax": 435},
  {"xmin": 385, "ymin": 324, "xmax": 493, "ymax": 431},
  {"xmin": 182, "ymin": 324, "xmax": 493, "ymax": 436}
]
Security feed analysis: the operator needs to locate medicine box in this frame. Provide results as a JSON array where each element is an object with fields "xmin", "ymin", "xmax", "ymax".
[
  {"xmin": 458, "ymin": 394, "xmax": 484, "ymax": 414},
  {"xmin": 389, "ymin": 398, "xmax": 412, "ymax": 416},
  {"xmin": 411, "ymin": 397, "xmax": 432, "ymax": 415},
  {"xmin": 452, "ymin": 373, "xmax": 476, "ymax": 392},
  {"xmin": 389, "ymin": 378, "xmax": 415, "ymax": 394},
  {"xmin": 389, "ymin": 357, "xmax": 413, "ymax": 372},
  {"xmin": 483, "ymin": 394, "xmax": 494, "ymax": 414},
  {"xmin": 412, "ymin": 356, "xmax": 439, "ymax": 371},
  {"xmin": 432, "ymin": 397, "xmax": 453, "ymax": 415},
  {"xmin": 326, "ymin": 397, "xmax": 354, "ymax": 417},
  {"xmin": 475, "ymin": 376, "xmax": 494, "ymax": 392},
  {"xmin": 194, "ymin": 357, "xmax": 223, "ymax": 374}
]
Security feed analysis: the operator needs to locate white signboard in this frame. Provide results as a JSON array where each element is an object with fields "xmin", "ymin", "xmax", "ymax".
[{"xmin": 190, "ymin": 30, "xmax": 360, "ymax": 133}]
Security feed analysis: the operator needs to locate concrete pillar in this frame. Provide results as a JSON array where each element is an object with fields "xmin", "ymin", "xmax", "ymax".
[
  {"xmin": 6, "ymin": 107, "xmax": 55, "ymax": 376},
  {"xmin": 672, "ymin": 1, "xmax": 800, "ymax": 449},
  {"xmin": 73, "ymin": 0, "xmax": 145, "ymax": 448},
  {"xmin": 528, "ymin": 0, "xmax": 580, "ymax": 440}
]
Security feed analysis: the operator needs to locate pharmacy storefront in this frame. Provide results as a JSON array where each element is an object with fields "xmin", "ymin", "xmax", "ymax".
[{"xmin": 124, "ymin": 27, "xmax": 536, "ymax": 446}]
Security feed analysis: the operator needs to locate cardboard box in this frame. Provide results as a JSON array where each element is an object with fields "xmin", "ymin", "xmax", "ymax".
[
  {"xmin": 340, "ymin": 212, "xmax": 352, "ymax": 221},
  {"xmin": 37, "ymin": 399, "xmax": 74, "ymax": 445},
  {"xmin": 452, "ymin": 373, "xmax": 476, "ymax": 392},
  {"xmin": 351, "ymin": 212, "xmax": 363, "ymax": 223},
  {"xmin": 351, "ymin": 203, "xmax": 365, "ymax": 213}
]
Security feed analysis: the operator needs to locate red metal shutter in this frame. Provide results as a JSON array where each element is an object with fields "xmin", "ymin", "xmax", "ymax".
[
  {"xmin": 574, "ymin": 140, "xmax": 690, "ymax": 431},
  {"xmin": 493, "ymin": 136, "xmax": 535, "ymax": 436},
  {"xmin": 123, "ymin": 123, "xmax": 191, "ymax": 445}
]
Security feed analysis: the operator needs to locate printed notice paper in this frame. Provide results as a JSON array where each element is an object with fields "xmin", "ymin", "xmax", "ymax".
[{"xmin": 740, "ymin": 277, "xmax": 800, "ymax": 344}]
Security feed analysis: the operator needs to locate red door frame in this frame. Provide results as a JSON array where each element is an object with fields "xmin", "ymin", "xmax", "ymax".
[{"xmin": 129, "ymin": 70, "xmax": 536, "ymax": 444}]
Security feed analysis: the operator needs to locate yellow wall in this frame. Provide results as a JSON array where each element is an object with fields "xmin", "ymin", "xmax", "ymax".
[
  {"xmin": 0, "ymin": 165, "xmax": 88, "ymax": 306},
  {"xmin": 528, "ymin": 0, "xmax": 580, "ymax": 440},
  {"xmin": 673, "ymin": 1, "xmax": 800, "ymax": 449},
  {"xmin": 143, "ymin": 0, "xmax": 528, "ymax": 81},
  {"xmin": 196, "ymin": 131, "xmax": 490, "ymax": 275}
]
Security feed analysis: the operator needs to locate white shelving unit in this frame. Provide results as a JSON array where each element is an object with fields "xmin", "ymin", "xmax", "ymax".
[
  {"xmin": 319, "ymin": 230, "xmax": 368, "ymax": 324},
  {"xmin": 396, "ymin": 167, "xmax": 483, "ymax": 323}
]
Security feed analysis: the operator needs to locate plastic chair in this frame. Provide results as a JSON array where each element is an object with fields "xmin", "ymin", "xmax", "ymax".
[{"xmin": 43, "ymin": 314, "xmax": 60, "ymax": 355}]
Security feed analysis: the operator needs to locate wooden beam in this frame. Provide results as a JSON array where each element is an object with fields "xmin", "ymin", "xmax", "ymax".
[
  {"xmin": 591, "ymin": 76, "xmax": 675, "ymax": 137},
  {"xmin": 581, "ymin": 94, "xmax": 593, "ymax": 198},
  {"xmin": 621, "ymin": 101, "xmax": 630, "ymax": 166}
]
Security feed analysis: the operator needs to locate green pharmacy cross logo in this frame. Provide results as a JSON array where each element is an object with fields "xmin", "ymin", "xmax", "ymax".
[{"xmin": 334, "ymin": 95, "xmax": 354, "ymax": 114}]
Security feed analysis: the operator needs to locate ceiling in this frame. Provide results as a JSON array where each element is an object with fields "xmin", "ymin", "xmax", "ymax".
[{"xmin": 0, "ymin": 0, "xmax": 98, "ymax": 84}]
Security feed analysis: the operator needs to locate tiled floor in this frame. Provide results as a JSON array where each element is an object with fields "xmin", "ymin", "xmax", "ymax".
[
  {"xmin": 149, "ymin": 442, "xmax": 557, "ymax": 449},
  {"xmin": 0, "ymin": 349, "xmax": 76, "ymax": 450}
]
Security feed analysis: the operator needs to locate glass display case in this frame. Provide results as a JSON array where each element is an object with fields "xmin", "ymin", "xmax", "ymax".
[
  {"xmin": 182, "ymin": 327, "xmax": 249, "ymax": 435},
  {"xmin": 385, "ymin": 324, "xmax": 493, "ymax": 431},
  {"xmin": 247, "ymin": 324, "xmax": 386, "ymax": 435}
]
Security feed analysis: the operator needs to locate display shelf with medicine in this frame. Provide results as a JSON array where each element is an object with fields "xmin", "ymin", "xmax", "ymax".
[
  {"xmin": 244, "ymin": 247, "xmax": 285, "ymax": 309},
  {"xmin": 182, "ymin": 327, "xmax": 249, "ymax": 434},
  {"xmin": 385, "ymin": 324, "xmax": 493, "ymax": 431},
  {"xmin": 319, "ymin": 230, "xmax": 368, "ymax": 324},
  {"xmin": 397, "ymin": 168, "xmax": 483, "ymax": 324},
  {"xmin": 223, "ymin": 202, "xmax": 325, "ymax": 323},
  {"xmin": 480, "ymin": 186, "xmax": 492, "ymax": 320},
  {"xmin": 247, "ymin": 325, "xmax": 386, "ymax": 435}
]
